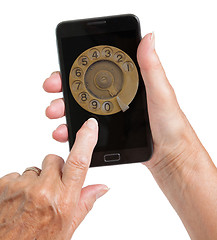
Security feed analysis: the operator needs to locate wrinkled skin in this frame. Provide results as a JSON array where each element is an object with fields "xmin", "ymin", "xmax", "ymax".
[
  {"xmin": 0, "ymin": 119, "xmax": 109, "ymax": 240},
  {"xmin": 1, "ymin": 33, "xmax": 217, "ymax": 240}
]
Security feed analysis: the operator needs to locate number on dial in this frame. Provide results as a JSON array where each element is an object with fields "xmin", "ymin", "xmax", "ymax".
[
  {"xmin": 89, "ymin": 100, "xmax": 100, "ymax": 110},
  {"xmin": 79, "ymin": 92, "xmax": 89, "ymax": 102},
  {"xmin": 89, "ymin": 49, "xmax": 100, "ymax": 60},
  {"xmin": 72, "ymin": 80, "xmax": 83, "ymax": 91},
  {"xmin": 102, "ymin": 101, "xmax": 113, "ymax": 112},
  {"xmin": 123, "ymin": 61, "xmax": 134, "ymax": 72},
  {"xmin": 72, "ymin": 68, "xmax": 83, "ymax": 78},
  {"xmin": 79, "ymin": 56, "xmax": 89, "ymax": 66},
  {"xmin": 114, "ymin": 52, "xmax": 125, "ymax": 63},
  {"xmin": 102, "ymin": 47, "xmax": 112, "ymax": 58}
]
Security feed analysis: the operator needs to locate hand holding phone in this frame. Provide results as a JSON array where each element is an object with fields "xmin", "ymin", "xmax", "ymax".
[{"xmin": 44, "ymin": 15, "xmax": 217, "ymax": 240}]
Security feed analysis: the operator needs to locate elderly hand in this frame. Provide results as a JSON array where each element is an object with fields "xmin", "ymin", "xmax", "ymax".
[
  {"xmin": 0, "ymin": 118, "xmax": 109, "ymax": 240},
  {"xmin": 43, "ymin": 33, "xmax": 217, "ymax": 240}
]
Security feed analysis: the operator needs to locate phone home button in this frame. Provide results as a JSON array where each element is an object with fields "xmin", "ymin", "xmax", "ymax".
[{"xmin": 104, "ymin": 153, "xmax": 120, "ymax": 162}]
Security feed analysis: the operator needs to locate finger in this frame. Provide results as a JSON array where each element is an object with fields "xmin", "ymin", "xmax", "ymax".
[
  {"xmin": 40, "ymin": 154, "xmax": 64, "ymax": 183},
  {"xmin": 46, "ymin": 98, "xmax": 65, "ymax": 119},
  {"xmin": 71, "ymin": 184, "xmax": 109, "ymax": 231},
  {"xmin": 52, "ymin": 124, "xmax": 68, "ymax": 142},
  {"xmin": 43, "ymin": 71, "xmax": 62, "ymax": 93},
  {"xmin": 0, "ymin": 172, "xmax": 20, "ymax": 185},
  {"xmin": 62, "ymin": 118, "xmax": 98, "ymax": 196},
  {"xmin": 0, "ymin": 173, "xmax": 20, "ymax": 191},
  {"xmin": 137, "ymin": 33, "xmax": 187, "ymax": 145},
  {"xmin": 137, "ymin": 33, "xmax": 179, "ymax": 112}
]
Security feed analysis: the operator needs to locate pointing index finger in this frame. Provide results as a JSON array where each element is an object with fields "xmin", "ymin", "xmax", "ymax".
[{"xmin": 62, "ymin": 118, "xmax": 98, "ymax": 195}]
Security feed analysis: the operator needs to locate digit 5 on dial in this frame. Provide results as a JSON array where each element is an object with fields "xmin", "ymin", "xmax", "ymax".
[{"xmin": 56, "ymin": 14, "xmax": 153, "ymax": 167}]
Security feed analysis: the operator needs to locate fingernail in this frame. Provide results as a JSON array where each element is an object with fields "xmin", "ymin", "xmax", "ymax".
[
  {"xmin": 85, "ymin": 118, "xmax": 98, "ymax": 130},
  {"xmin": 96, "ymin": 186, "xmax": 110, "ymax": 200},
  {"xmin": 150, "ymin": 31, "xmax": 155, "ymax": 49}
]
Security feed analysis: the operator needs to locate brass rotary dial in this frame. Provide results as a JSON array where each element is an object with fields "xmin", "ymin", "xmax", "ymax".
[{"xmin": 69, "ymin": 45, "xmax": 139, "ymax": 115}]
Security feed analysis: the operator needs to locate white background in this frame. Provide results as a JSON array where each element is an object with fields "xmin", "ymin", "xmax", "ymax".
[{"xmin": 0, "ymin": 0, "xmax": 217, "ymax": 239}]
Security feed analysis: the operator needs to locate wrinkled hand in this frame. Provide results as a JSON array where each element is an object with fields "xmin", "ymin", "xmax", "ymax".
[
  {"xmin": 43, "ymin": 33, "xmax": 217, "ymax": 240},
  {"xmin": 0, "ymin": 118, "xmax": 109, "ymax": 240}
]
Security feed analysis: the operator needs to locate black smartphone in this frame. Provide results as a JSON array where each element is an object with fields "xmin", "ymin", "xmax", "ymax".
[{"xmin": 56, "ymin": 14, "xmax": 153, "ymax": 167}]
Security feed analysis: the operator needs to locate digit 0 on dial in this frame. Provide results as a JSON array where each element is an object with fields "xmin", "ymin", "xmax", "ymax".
[{"xmin": 69, "ymin": 45, "xmax": 139, "ymax": 115}]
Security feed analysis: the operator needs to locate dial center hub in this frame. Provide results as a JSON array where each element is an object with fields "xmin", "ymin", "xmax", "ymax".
[{"xmin": 94, "ymin": 70, "xmax": 114, "ymax": 89}]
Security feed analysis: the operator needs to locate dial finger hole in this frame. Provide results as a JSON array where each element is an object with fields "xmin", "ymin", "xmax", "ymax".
[
  {"xmin": 88, "ymin": 48, "xmax": 100, "ymax": 60},
  {"xmin": 123, "ymin": 61, "xmax": 134, "ymax": 72},
  {"xmin": 71, "ymin": 80, "xmax": 83, "ymax": 92},
  {"xmin": 114, "ymin": 51, "xmax": 125, "ymax": 63},
  {"xmin": 71, "ymin": 67, "xmax": 83, "ymax": 78},
  {"xmin": 89, "ymin": 99, "xmax": 100, "ymax": 111},
  {"xmin": 78, "ymin": 56, "xmax": 89, "ymax": 67},
  {"xmin": 102, "ymin": 47, "xmax": 113, "ymax": 58},
  {"xmin": 102, "ymin": 101, "xmax": 113, "ymax": 113},
  {"xmin": 78, "ymin": 92, "xmax": 89, "ymax": 103}
]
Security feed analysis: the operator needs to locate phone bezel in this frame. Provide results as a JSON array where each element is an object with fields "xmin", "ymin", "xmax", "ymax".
[
  {"xmin": 56, "ymin": 14, "xmax": 153, "ymax": 167},
  {"xmin": 56, "ymin": 14, "xmax": 141, "ymax": 38}
]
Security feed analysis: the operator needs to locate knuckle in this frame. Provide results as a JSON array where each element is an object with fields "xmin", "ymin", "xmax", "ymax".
[
  {"xmin": 166, "ymin": 84, "xmax": 176, "ymax": 100},
  {"xmin": 3, "ymin": 179, "xmax": 26, "ymax": 195},
  {"xmin": 44, "ymin": 153, "xmax": 57, "ymax": 160},
  {"xmin": 37, "ymin": 185, "xmax": 51, "ymax": 198},
  {"xmin": 28, "ymin": 185, "xmax": 52, "ymax": 204},
  {"xmin": 67, "ymin": 154, "xmax": 88, "ymax": 171},
  {"xmin": 0, "ymin": 172, "xmax": 20, "ymax": 191},
  {"xmin": 151, "ymin": 59, "xmax": 163, "ymax": 71},
  {"xmin": 160, "ymin": 85, "xmax": 175, "ymax": 102},
  {"xmin": 43, "ymin": 154, "xmax": 64, "ymax": 165},
  {"xmin": 9, "ymin": 172, "xmax": 20, "ymax": 177},
  {"xmin": 37, "ymin": 189, "xmax": 51, "ymax": 203},
  {"xmin": 1, "ymin": 172, "xmax": 20, "ymax": 179},
  {"xmin": 154, "ymin": 84, "xmax": 177, "ymax": 109}
]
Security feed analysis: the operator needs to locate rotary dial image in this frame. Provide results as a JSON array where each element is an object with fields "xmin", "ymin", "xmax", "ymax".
[{"xmin": 69, "ymin": 45, "xmax": 139, "ymax": 115}]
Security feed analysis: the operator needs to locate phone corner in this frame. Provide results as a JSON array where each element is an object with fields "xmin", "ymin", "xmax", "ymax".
[
  {"xmin": 55, "ymin": 20, "xmax": 66, "ymax": 37},
  {"xmin": 127, "ymin": 13, "xmax": 140, "ymax": 24}
]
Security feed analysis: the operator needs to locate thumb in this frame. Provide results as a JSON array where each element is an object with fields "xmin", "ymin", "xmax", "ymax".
[
  {"xmin": 137, "ymin": 32, "xmax": 180, "ymax": 115},
  {"xmin": 71, "ymin": 184, "xmax": 109, "ymax": 231},
  {"xmin": 137, "ymin": 33, "xmax": 187, "ymax": 146}
]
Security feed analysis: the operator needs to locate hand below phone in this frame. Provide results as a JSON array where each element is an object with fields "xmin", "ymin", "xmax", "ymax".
[{"xmin": 56, "ymin": 14, "xmax": 153, "ymax": 167}]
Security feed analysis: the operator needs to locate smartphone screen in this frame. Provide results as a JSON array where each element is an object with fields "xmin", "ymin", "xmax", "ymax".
[{"xmin": 56, "ymin": 15, "xmax": 153, "ymax": 167}]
